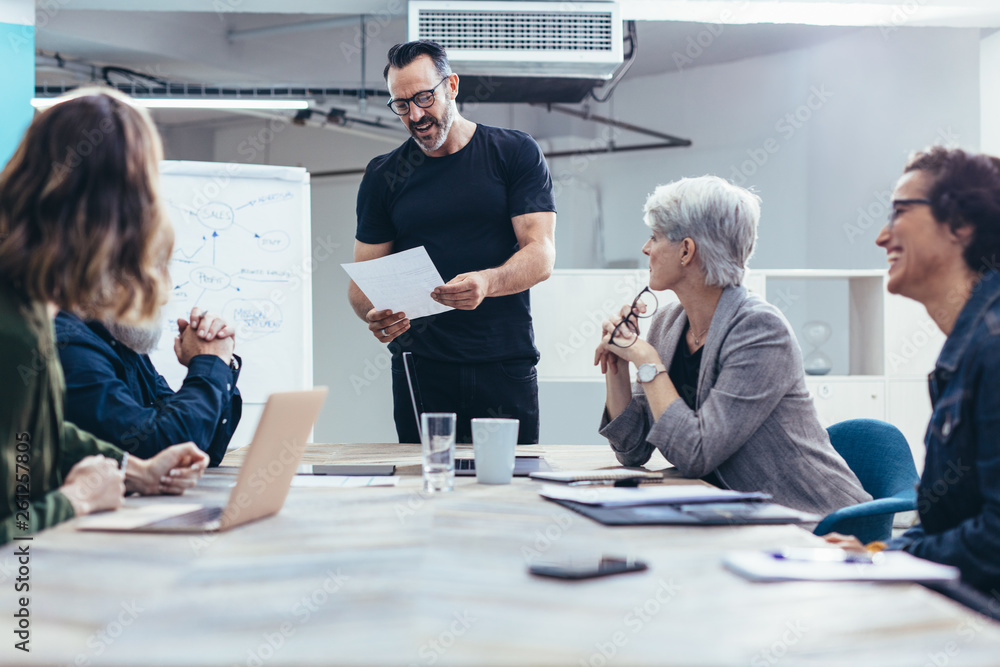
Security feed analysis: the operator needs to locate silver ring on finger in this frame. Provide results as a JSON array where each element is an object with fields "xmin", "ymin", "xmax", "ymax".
[{"xmin": 381, "ymin": 328, "xmax": 387, "ymax": 336}]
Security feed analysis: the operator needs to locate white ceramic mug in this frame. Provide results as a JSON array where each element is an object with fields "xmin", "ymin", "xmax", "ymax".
[{"xmin": 471, "ymin": 418, "xmax": 519, "ymax": 484}]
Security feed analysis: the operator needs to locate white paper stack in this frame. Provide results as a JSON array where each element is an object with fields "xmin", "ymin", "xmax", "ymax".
[{"xmin": 723, "ymin": 549, "xmax": 960, "ymax": 583}]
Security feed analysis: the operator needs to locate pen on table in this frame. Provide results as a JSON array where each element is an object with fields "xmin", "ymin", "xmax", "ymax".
[{"xmin": 767, "ymin": 548, "xmax": 875, "ymax": 564}]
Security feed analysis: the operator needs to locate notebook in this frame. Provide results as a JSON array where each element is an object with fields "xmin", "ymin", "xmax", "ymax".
[
  {"xmin": 548, "ymin": 498, "xmax": 820, "ymax": 526},
  {"xmin": 539, "ymin": 484, "xmax": 772, "ymax": 507},
  {"xmin": 75, "ymin": 388, "xmax": 327, "ymax": 533}
]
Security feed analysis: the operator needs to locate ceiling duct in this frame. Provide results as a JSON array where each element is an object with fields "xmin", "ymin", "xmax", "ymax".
[{"xmin": 408, "ymin": 1, "xmax": 624, "ymax": 103}]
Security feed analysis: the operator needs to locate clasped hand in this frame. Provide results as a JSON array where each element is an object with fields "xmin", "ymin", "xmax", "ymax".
[{"xmin": 174, "ymin": 307, "xmax": 235, "ymax": 366}]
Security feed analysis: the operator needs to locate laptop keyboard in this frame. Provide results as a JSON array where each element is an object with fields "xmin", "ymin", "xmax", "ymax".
[
  {"xmin": 454, "ymin": 459, "xmax": 475, "ymax": 471},
  {"xmin": 149, "ymin": 506, "xmax": 223, "ymax": 528}
]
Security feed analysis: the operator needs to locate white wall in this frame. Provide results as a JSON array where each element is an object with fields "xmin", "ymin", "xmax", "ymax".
[
  {"xmin": 157, "ymin": 25, "xmax": 983, "ymax": 443},
  {"xmin": 982, "ymin": 29, "xmax": 1000, "ymax": 156}
]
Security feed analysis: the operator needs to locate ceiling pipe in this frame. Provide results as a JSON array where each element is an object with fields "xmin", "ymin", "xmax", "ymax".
[
  {"xmin": 533, "ymin": 103, "xmax": 692, "ymax": 147},
  {"xmin": 311, "ymin": 139, "xmax": 690, "ymax": 179},
  {"xmin": 36, "ymin": 53, "xmax": 101, "ymax": 81}
]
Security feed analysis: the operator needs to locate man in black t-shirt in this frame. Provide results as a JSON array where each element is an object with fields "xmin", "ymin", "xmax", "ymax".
[{"xmin": 349, "ymin": 40, "xmax": 556, "ymax": 444}]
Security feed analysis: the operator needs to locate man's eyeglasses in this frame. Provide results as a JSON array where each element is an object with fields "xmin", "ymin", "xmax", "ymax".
[
  {"xmin": 609, "ymin": 287, "xmax": 658, "ymax": 348},
  {"xmin": 386, "ymin": 76, "xmax": 449, "ymax": 116},
  {"xmin": 888, "ymin": 198, "xmax": 932, "ymax": 231}
]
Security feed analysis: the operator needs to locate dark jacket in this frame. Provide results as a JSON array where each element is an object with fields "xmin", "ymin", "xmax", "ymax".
[
  {"xmin": 600, "ymin": 285, "xmax": 870, "ymax": 516},
  {"xmin": 887, "ymin": 270, "xmax": 1000, "ymax": 593},
  {"xmin": 1, "ymin": 286, "xmax": 122, "ymax": 544},
  {"xmin": 54, "ymin": 312, "xmax": 241, "ymax": 467}
]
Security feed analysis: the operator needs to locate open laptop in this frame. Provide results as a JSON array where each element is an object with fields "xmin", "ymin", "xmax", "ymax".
[
  {"xmin": 76, "ymin": 387, "xmax": 328, "ymax": 533},
  {"xmin": 402, "ymin": 352, "xmax": 552, "ymax": 477}
]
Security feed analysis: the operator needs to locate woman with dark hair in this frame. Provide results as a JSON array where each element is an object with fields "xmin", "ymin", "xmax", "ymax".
[
  {"xmin": 594, "ymin": 175, "xmax": 869, "ymax": 515},
  {"xmin": 827, "ymin": 147, "xmax": 1000, "ymax": 594},
  {"xmin": 0, "ymin": 88, "xmax": 209, "ymax": 544}
]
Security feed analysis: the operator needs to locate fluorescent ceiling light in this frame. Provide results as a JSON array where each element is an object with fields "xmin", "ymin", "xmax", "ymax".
[{"xmin": 31, "ymin": 98, "xmax": 310, "ymax": 110}]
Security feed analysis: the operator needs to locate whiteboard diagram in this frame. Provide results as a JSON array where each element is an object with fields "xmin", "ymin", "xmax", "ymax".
[{"xmin": 149, "ymin": 161, "xmax": 313, "ymax": 406}]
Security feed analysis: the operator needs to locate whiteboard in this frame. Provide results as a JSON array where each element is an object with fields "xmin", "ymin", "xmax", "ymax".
[{"xmin": 148, "ymin": 161, "xmax": 313, "ymax": 416}]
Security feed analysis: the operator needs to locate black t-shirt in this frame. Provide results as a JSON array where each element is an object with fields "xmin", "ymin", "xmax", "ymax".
[
  {"xmin": 668, "ymin": 328, "xmax": 702, "ymax": 411},
  {"xmin": 668, "ymin": 326, "xmax": 724, "ymax": 487},
  {"xmin": 355, "ymin": 124, "xmax": 555, "ymax": 364}
]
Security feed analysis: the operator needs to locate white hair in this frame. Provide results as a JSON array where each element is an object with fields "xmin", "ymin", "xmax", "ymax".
[{"xmin": 643, "ymin": 175, "xmax": 760, "ymax": 288}]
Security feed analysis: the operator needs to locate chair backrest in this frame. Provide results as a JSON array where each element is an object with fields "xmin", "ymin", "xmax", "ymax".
[{"xmin": 826, "ymin": 418, "xmax": 920, "ymax": 500}]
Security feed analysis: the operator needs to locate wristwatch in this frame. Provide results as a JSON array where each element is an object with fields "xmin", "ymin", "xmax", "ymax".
[{"xmin": 636, "ymin": 363, "xmax": 667, "ymax": 384}]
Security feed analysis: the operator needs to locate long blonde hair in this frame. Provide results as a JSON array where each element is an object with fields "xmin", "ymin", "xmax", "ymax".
[{"xmin": 0, "ymin": 87, "xmax": 173, "ymax": 322}]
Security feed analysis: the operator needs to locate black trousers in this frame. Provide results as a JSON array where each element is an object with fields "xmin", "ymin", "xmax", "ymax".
[{"xmin": 390, "ymin": 354, "xmax": 540, "ymax": 445}]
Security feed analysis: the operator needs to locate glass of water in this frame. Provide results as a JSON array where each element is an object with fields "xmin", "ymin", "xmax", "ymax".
[{"xmin": 421, "ymin": 413, "xmax": 456, "ymax": 493}]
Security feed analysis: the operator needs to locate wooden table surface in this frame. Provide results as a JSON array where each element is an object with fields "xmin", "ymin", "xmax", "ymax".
[{"xmin": 5, "ymin": 443, "xmax": 1000, "ymax": 667}]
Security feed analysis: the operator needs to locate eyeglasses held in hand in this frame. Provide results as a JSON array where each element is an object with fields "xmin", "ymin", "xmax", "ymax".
[
  {"xmin": 386, "ymin": 76, "xmax": 449, "ymax": 116},
  {"xmin": 609, "ymin": 287, "xmax": 658, "ymax": 348}
]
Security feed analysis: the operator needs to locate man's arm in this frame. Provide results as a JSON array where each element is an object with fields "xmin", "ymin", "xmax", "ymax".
[
  {"xmin": 348, "ymin": 240, "xmax": 392, "ymax": 320},
  {"xmin": 349, "ymin": 240, "xmax": 410, "ymax": 343},
  {"xmin": 431, "ymin": 211, "xmax": 556, "ymax": 310}
]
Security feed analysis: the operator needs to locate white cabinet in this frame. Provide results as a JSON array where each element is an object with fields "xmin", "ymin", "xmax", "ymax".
[
  {"xmin": 748, "ymin": 269, "xmax": 942, "ymax": 468},
  {"xmin": 806, "ymin": 377, "xmax": 885, "ymax": 426}
]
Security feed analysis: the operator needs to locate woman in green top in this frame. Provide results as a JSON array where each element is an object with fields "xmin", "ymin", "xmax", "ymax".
[{"xmin": 0, "ymin": 88, "xmax": 209, "ymax": 544}]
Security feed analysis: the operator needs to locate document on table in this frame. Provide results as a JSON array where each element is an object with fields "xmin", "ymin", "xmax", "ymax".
[
  {"xmin": 539, "ymin": 484, "xmax": 771, "ymax": 507},
  {"xmin": 341, "ymin": 246, "xmax": 453, "ymax": 320},
  {"xmin": 723, "ymin": 550, "xmax": 960, "ymax": 583},
  {"xmin": 290, "ymin": 476, "xmax": 399, "ymax": 488}
]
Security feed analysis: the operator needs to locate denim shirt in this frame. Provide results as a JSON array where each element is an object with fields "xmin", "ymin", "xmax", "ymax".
[
  {"xmin": 54, "ymin": 312, "xmax": 242, "ymax": 467},
  {"xmin": 888, "ymin": 270, "xmax": 1000, "ymax": 593}
]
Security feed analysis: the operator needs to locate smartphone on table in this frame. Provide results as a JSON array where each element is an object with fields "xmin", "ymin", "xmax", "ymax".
[{"xmin": 529, "ymin": 556, "xmax": 648, "ymax": 580}]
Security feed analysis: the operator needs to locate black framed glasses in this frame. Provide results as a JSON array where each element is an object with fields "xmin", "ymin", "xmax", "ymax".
[
  {"xmin": 609, "ymin": 287, "xmax": 658, "ymax": 348},
  {"xmin": 386, "ymin": 76, "xmax": 449, "ymax": 116},
  {"xmin": 888, "ymin": 198, "xmax": 932, "ymax": 231}
]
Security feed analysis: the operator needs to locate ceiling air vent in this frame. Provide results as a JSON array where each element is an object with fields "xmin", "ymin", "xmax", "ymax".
[{"xmin": 408, "ymin": 1, "xmax": 623, "ymax": 80}]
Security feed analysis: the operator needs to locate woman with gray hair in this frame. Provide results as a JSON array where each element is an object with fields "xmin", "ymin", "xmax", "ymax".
[{"xmin": 594, "ymin": 175, "xmax": 869, "ymax": 515}]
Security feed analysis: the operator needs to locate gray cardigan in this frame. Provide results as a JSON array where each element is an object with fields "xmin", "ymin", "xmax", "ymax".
[{"xmin": 600, "ymin": 285, "xmax": 871, "ymax": 516}]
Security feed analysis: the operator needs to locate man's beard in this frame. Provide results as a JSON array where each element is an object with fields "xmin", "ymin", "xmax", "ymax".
[
  {"xmin": 408, "ymin": 101, "xmax": 456, "ymax": 153},
  {"xmin": 104, "ymin": 318, "xmax": 164, "ymax": 355}
]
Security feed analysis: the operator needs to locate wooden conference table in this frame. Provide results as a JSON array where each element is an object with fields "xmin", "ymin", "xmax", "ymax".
[{"xmin": 6, "ymin": 443, "xmax": 1000, "ymax": 667}]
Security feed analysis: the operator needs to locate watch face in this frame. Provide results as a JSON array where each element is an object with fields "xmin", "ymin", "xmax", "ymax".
[{"xmin": 637, "ymin": 364, "xmax": 655, "ymax": 383}]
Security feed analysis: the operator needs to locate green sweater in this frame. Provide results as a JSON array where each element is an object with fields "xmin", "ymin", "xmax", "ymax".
[{"xmin": 1, "ymin": 284, "xmax": 122, "ymax": 544}]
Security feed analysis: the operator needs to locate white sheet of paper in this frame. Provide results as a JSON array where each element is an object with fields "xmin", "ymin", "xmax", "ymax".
[
  {"xmin": 341, "ymin": 246, "xmax": 453, "ymax": 320},
  {"xmin": 290, "ymin": 476, "xmax": 399, "ymax": 488}
]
